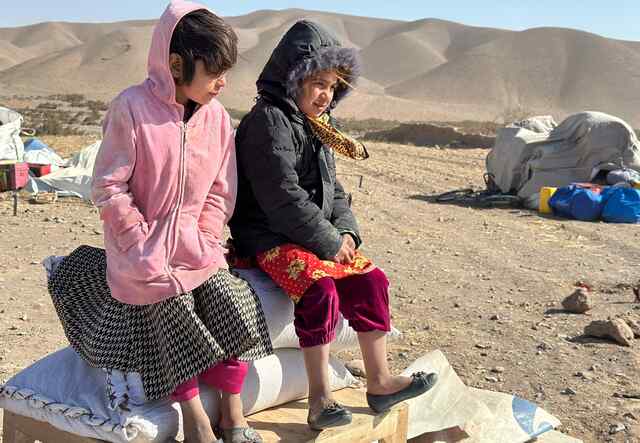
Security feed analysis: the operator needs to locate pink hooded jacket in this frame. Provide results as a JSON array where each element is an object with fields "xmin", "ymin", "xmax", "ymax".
[{"xmin": 92, "ymin": 1, "xmax": 236, "ymax": 305}]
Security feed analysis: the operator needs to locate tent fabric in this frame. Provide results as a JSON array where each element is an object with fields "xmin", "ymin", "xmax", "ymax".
[
  {"xmin": 30, "ymin": 141, "xmax": 101, "ymax": 200},
  {"xmin": 486, "ymin": 112, "xmax": 640, "ymax": 208},
  {"xmin": 0, "ymin": 106, "xmax": 25, "ymax": 162},
  {"xmin": 24, "ymin": 138, "xmax": 66, "ymax": 169}
]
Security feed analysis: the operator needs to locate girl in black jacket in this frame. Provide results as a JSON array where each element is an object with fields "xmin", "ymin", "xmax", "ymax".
[{"xmin": 230, "ymin": 20, "xmax": 436, "ymax": 430}]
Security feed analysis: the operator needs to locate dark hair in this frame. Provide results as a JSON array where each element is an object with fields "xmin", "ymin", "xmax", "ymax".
[{"xmin": 169, "ymin": 9, "xmax": 238, "ymax": 84}]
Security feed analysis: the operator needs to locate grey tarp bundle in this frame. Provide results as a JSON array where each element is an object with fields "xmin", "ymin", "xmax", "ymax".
[
  {"xmin": 486, "ymin": 111, "xmax": 640, "ymax": 208},
  {"xmin": 0, "ymin": 106, "xmax": 24, "ymax": 161}
]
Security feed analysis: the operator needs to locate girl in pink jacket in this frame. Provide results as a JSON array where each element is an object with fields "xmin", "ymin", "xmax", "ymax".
[{"xmin": 48, "ymin": 3, "xmax": 271, "ymax": 443}]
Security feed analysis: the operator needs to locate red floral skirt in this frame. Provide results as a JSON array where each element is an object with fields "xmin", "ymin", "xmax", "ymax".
[{"xmin": 256, "ymin": 244, "xmax": 375, "ymax": 302}]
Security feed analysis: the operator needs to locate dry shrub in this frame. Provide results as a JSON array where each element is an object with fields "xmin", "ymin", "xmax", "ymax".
[{"xmin": 497, "ymin": 104, "xmax": 533, "ymax": 125}]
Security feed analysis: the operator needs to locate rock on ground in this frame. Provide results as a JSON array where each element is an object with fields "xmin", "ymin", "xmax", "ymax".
[
  {"xmin": 584, "ymin": 319, "xmax": 634, "ymax": 346},
  {"xmin": 562, "ymin": 287, "xmax": 593, "ymax": 314}
]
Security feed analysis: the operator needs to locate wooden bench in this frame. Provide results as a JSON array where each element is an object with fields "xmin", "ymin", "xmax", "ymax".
[{"xmin": 2, "ymin": 387, "xmax": 409, "ymax": 442}]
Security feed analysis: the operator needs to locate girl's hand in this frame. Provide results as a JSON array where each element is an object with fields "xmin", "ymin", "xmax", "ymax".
[{"xmin": 334, "ymin": 234, "xmax": 356, "ymax": 264}]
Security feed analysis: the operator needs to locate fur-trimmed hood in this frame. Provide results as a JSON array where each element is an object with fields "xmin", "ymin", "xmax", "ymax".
[{"xmin": 256, "ymin": 20, "xmax": 361, "ymax": 113}]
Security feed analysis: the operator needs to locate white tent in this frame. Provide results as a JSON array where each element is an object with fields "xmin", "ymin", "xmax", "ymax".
[
  {"xmin": 0, "ymin": 106, "xmax": 25, "ymax": 161},
  {"xmin": 486, "ymin": 111, "xmax": 640, "ymax": 208},
  {"xmin": 29, "ymin": 141, "xmax": 101, "ymax": 200}
]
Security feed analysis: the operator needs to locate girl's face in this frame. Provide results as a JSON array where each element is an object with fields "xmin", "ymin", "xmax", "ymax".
[
  {"xmin": 173, "ymin": 57, "xmax": 227, "ymax": 106},
  {"xmin": 296, "ymin": 70, "xmax": 339, "ymax": 118}
]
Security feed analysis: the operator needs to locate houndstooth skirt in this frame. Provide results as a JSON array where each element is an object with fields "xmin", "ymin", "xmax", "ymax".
[{"xmin": 48, "ymin": 245, "xmax": 273, "ymax": 401}]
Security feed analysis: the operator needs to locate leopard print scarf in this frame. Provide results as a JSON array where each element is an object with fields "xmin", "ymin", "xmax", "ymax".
[{"xmin": 307, "ymin": 114, "xmax": 369, "ymax": 161}]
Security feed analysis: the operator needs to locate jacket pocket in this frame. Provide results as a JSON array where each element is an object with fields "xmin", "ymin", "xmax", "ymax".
[
  {"xmin": 114, "ymin": 221, "xmax": 148, "ymax": 253},
  {"xmin": 170, "ymin": 214, "xmax": 216, "ymax": 270},
  {"xmin": 119, "ymin": 219, "xmax": 168, "ymax": 278}
]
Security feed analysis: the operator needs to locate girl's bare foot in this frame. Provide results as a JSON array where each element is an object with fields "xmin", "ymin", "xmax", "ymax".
[
  {"xmin": 181, "ymin": 396, "xmax": 216, "ymax": 443},
  {"xmin": 218, "ymin": 392, "xmax": 248, "ymax": 429}
]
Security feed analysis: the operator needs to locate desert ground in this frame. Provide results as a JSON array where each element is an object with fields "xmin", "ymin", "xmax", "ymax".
[{"xmin": 1, "ymin": 134, "xmax": 640, "ymax": 443}]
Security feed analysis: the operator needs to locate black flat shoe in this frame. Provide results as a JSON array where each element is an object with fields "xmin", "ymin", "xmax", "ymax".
[
  {"xmin": 366, "ymin": 371, "xmax": 438, "ymax": 413},
  {"xmin": 307, "ymin": 401, "xmax": 353, "ymax": 431}
]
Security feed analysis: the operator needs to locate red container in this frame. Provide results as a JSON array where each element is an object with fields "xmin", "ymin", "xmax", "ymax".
[
  {"xmin": 28, "ymin": 162, "xmax": 52, "ymax": 177},
  {"xmin": 0, "ymin": 162, "xmax": 29, "ymax": 191}
]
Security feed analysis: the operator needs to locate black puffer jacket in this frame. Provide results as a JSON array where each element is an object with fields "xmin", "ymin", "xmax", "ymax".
[{"xmin": 229, "ymin": 20, "xmax": 362, "ymax": 260}]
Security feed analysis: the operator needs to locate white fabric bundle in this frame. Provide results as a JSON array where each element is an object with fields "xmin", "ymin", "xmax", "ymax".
[
  {"xmin": 0, "ymin": 106, "xmax": 24, "ymax": 161},
  {"xmin": 0, "ymin": 347, "xmax": 356, "ymax": 442}
]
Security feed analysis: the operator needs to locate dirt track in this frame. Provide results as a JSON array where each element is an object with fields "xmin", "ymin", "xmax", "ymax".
[{"xmin": 1, "ymin": 138, "xmax": 640, "ymax": 442}]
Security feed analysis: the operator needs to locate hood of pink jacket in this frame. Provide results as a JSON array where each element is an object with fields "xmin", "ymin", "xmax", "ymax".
[
  {"xmin": 147, "ymin": 1, "xmax": 206, "ymax": 106},
  {"xmin": 92, "ymin": 1, "xmax": 237, "ymax": 305}
]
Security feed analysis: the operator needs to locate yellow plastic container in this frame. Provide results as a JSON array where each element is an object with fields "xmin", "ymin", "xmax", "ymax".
[{"xmin": 539, "ymin": 187, "xmax": 557, "ymax": 214}]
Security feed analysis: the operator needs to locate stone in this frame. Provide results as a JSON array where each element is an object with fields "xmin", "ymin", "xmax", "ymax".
[
  {"xmin": 561, "ymin": 388, "xmax": 577, "ymax": 395},
  {"xmin": 491, "ymin": 366, "xmax": 506, "ymax": 374},
  {"xmin": 562, "ymin": 287, "xmax": 594, "ymax": 313},
  {"xmin": 584, "ymin": 319, "xmax": 634, "ymax": 346},
  {"xmin": 609, "ymin": 423, "xmax": 626, "ymax": 434},
  {"xmin": 624, "ymin": 412, "xmax": 639, "ymax": 421},
  {"xmin": 625, "ymin": 319, "xmax": 640, "ymax": 338},
  {"xmin": 345, "ymin": 359, "xmax": 366, "ymax": 378},
  {"xmin": 575, "ymin": 371, "xmax": 595, "ymax": 381}
]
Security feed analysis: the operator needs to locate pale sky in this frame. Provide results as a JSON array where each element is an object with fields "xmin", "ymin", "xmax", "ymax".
[{"xmin": 2, "ymin": 1, "xmax": 639, "ymax": 42}]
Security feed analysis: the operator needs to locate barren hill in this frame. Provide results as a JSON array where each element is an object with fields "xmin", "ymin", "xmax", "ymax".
[{"xmin": 1, "ymin": 9, "xmax": 639, "ymax": 126}]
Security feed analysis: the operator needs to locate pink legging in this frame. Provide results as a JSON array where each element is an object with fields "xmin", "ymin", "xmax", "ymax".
[
  {"xmin": 171, "ymin": 359, "xmax": 248, "ymax": 402},
  {"xmin": 294, "ymin": 267, "xmax": 391, "ymax": 348}
]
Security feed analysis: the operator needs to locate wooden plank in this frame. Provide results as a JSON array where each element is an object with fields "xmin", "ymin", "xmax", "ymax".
[
  {"xmin": 2, "ymin": 411, "xmax": 105, "ymax": 443},
  {"xmin": 380, "ymin": 405, "xmax": 408, "ymax": 443},
  {"xmin": 2, "ymin": 387, "xmax": 408, "ymax": 443},
  {"xmin": 247, "ymin": 387, "xmax": 408, "ymax": 442}
]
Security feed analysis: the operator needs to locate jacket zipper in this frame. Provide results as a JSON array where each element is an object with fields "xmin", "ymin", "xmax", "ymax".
[{"xmin": 166, "ymin": 122, "xmax": 187, "ymax": 293}]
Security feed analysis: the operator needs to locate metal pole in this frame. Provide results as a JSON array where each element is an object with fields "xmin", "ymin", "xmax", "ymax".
[{"xmin": 13, "ymin": 191, "xmax": 18, "ymax": 216}]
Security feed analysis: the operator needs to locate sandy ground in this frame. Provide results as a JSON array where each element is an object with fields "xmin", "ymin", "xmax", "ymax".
[{"xmin": 1, "ymin": 137, "xmax": 640, "ymax": 442}]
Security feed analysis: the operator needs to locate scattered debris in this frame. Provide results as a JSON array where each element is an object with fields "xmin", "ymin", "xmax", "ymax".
[
  {"xmin": 345, "ymin": 359, "xmax": 366, "ymax": 378},
  {"xmin": 584, "ymin": 319, "xmax": 634, "ymax": 346},
  {"xmin": 562, "ymin": 287, "xmax": 594, "ymax": 314},
  {"xmin": 575, "ymin": 371, "xmax": 595, "ymax": 381},
  {"xmin": 613, "ymin": 392, "xmax": 640, "ymax": 400},
  {"xmin": 30, "ymin": 192, "xmax": 58, "ymax": 204},
  {"xmin": 561, "ymin": 388, "xmax": 577, "ymax": 396},
  {"xmin": 609, "ymin": 423, "xmax": 626, "ymax": 435}
]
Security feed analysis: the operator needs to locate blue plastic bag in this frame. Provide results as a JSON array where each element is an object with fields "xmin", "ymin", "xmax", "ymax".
[
  {"xmin": 601, "ymin": 187, "xmax": 640, "ymax": 223},
  {"xmin": 548, "ymin": 185, "xmax": 604, "ymax": 221}
]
